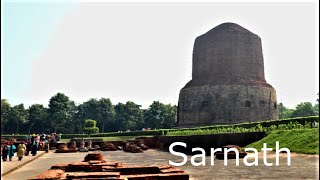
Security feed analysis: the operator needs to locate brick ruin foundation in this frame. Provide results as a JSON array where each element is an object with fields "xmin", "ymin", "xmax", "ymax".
[
  {"xmin": 30, "ymin": 153, "xmax": 189, "ymax": 180},
  {"xmin": 54, "ymin": 139, "xmax": 149, "ymax": 153}
]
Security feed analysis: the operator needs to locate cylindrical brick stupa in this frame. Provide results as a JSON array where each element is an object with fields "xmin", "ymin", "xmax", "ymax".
[{"xmin": 178, "ymin": 22, "xmax": 278, "ymax": 127}]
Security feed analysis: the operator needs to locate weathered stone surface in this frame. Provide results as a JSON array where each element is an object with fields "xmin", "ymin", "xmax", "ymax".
[
  {"xmin": 101, "ymin": 142, "xmax": 118, "ymax": 151},
  {"xmin": 84, "ymin": 153, "xmax": 105, "ymax": 162},
  {"xmin": 32, "ymin": 153, "xmax": 189, "ymax": 180},
  {"xmin": 65, "ymin": 172, "xmax": 121, "ymax": 178},
  {"xmin": 140, "ymin": 143, "xmax": 149, "ymax": 150},
  {"xmin": 178, "ymin": 85, "xmax": 277, "ymax": 126},
  {"xmin": 31, "ymin": 169, "xmax": 64, "ymax": 180},
  {"xmin": 124, "ymin": 143, "xmax": 143, "ymax": 153},
  {"xmin": 79, "ymin": 139, "xmax": 89, "ymax": 152},
  {"xmin": 55, "ymin": 143, "xmax": 77, "ymax": 153},
  {"xmin": 68, "ymin": 141, "xmax": 78, "ymax": 150},
  {"xmin": 178, "ymin": 22, "xmax": 277, "ymax": 126}
]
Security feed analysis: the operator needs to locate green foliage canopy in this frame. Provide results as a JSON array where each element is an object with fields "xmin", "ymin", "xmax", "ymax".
[
  {"xmin": 48, "ymin": 93, "xmax": 73, "ymax": 133},
  {"xmin": 144, "ymin": 101, "xmax": 176, "ymax": 129},
  {"xmin": 115, "ymin": 101, "xmax": 144, "ymax": 131},
  {"xmin": 82, "ymin": 119, "xmax": 99, "ymax": 135}
]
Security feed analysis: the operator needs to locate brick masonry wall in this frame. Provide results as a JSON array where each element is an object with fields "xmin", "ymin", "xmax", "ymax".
[
  {"xmin": 178, "ymin": 85, "xmax": 277, "ymax": 126},
  {"xmin": 178, "ymin": 23, "xmax": 277, "ymax": 126}
]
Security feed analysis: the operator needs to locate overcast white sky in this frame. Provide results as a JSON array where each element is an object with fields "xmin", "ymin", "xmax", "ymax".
[{"xmin": 2, "ymin": 1, "xmax": 319, "ymax": 109}]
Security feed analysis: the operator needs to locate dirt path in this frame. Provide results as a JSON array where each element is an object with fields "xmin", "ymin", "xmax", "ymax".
[
  {"xmin": 2, "ymin": 150, "xmax": 318, "ymax": 180},
  {"xmin": 1, "ymin": 151, "xmax": 46, "ymax": 177}
]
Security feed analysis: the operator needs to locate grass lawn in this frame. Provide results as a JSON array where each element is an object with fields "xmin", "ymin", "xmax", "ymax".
[
  {"xmin": 245, "ymin": 128, "xmax": 319, "ymax": 154},
  {"xmin": 59, "ymin": 135, "xmax": 153, "ymax": 143}
]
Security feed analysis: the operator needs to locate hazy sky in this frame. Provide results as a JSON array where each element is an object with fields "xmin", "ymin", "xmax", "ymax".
[{"xmin": 2, "ymin": 1, "xmax": 319, "ymax": 109}]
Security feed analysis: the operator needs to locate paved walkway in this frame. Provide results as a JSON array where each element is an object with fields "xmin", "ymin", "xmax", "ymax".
[
  {"xmin": 2, "ymin": 151, "xmax": 87, "ymax": 180},
  {"xmin": 1, "ymin": 151, "xmax": 46, "ymax": 177},
  {"xmin": 1, "ymin": 150, "xmax": 319, "ymax": 180}
]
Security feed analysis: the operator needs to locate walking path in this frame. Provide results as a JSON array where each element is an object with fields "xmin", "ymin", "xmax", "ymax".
[
  {"xmin": 1, "ymin": 151, "xmax": 46, "ymax": 177},
  {"xmin": 1, "ymin": 150, "xmax": 318, "ymax": 180},
  {"xmin": 2, "ymin": 151, "xmax": 86, "ymax": 180}
]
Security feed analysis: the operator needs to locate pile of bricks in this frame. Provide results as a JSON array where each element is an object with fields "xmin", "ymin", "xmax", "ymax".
[
  {"xmin": 53, "ymin": 139, "xmax": 151, "ymax": 154},
  {"xmin": 100, "ymin": 142, "xmax": 118, "ymax": 151},
  {"xmin": 30, "ymin": 153, "xmax": 189, "ymax": 180},
  {"xmin": 55, "ymin": 143, "xmax": 78, "ymax": 153},
  {"xmin": 123, "ymin": 143, "xmax": 143, "ymax": 153},
  {"xmin": 140, "ymin": 143, "xmax": 148, "ymax": 150},
  {"xmin": 83, "ymin": 152, "xmax": 105, "ymax": 162}
]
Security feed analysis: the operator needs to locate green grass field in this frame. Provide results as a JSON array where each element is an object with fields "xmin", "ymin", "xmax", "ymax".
[{"xmin": 245, "ymin": 128, "xmax": 319, "ymax": 154}]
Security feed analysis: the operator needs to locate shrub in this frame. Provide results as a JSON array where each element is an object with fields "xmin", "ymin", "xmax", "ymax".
[
  {"xmin": 166, "ymin": 116, "xmax": 319, "ymax": 136},
  {"xmin": 90, "ymin": 130, "xmax": 162, "ymax": 137},
  {"xmin": 58, "ymin": 116, "xmax": 319, "ymax": 138},
  {"xmin": 82, "ymin": 119, "xmax": 99, "ymax": 136}
]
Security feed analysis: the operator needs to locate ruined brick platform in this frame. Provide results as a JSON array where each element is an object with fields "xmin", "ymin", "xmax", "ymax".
[{"xmin": 30, "ymin": 153, "xmax": 189, "ymax": 180}]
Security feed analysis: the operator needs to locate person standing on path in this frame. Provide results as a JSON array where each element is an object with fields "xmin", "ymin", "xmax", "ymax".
[
  {"xmin": 31, "ymin": 140, "xmax": 38, "ymax": 156},
  {"xmin": 41, "ymin": 132, "xmax": 46, "ymax": 142},
  {"xmin": 2, "ymin": 142, "xmax": 9, "ymax": 161},
  {"xmin": 36, "ymin": 134, "xmax": 40, "ymax": 145},
  {"xmin": 25, "ymin": 140, "xmax": 32, "ymax": 156},
  {"xmin": 17, "ymin": 141, "xmax": 26, "ymax": 161},
  {"xmin": 8, "ymin": 142, "xmax": 16, "ymax": 161}
]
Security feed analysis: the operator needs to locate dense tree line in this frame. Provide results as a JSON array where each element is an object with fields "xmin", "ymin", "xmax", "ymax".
[
  {"xmin": 1, "ymin": 93, "xmax": 177, "ymax": 134},
  {"xmin": 278, "ymin": 102, "xmax": 319, "ymax": 119},
  {"xmin": 277, "ymin": 93, "xmax": 319, "ymax": 119},
  {"xmin": 1, "ymin": 92, "xmax": 319, "ymax": 134}
]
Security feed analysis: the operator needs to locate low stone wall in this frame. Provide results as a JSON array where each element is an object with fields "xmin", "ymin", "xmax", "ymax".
[{"xmin": 140, "ymin": 132, "xmax": 266, "ymax": 155}]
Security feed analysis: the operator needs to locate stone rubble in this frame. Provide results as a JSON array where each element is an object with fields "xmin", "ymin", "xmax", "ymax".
[{"xmin": 30, "ymin": 153, "xmax": 189, "ymax": 180}]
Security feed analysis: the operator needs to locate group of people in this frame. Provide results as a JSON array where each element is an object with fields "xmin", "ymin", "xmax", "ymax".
[
  {"xmin": 2, "ymin": 141, "xmax": 26, "ymax": 161},
  {"xmin": 26, "ymin": 132, "xmax": 51, "ymax": 156},
  {"xmin": 1, "ymin": 132, "xmax": 53, "ymax": 162}
]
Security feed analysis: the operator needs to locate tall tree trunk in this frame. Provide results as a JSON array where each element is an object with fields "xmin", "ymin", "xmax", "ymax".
[
  {"xmin": 102, "ymin": 121, "xmax": 105, "ymax": 133},
  {"xmin": 28, "ymin": 122, "xmax": 35, "ymax": 137},
  {"xmin": 16, "ymin": 121, "xmax": 19, "ymax": 134}
]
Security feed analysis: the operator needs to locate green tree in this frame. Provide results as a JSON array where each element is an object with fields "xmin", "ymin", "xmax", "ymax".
[
  {"xmin": 74, "ymin": 103, "xmax": 86, "ymax": 134},
  {"xmin": 114, "ymin": 101, "xmax": 144, "ymax": 131},
  {"xmin": 1, "ymin": 99, "xmax": 11, "ymax": 134},
  {"xmin": 83, "ymin": 98, "xmax": 99, "ymax": 118},
  {"xmin": 314, "ymin": 104, "xmax": 319, "ymax": 116},
  {"xmin": 315, "ymin": 92, "xmax": 319, "ymax": 116},
  {"xmin": 162, "ymin": 104, "xmax": 177, "ymax": 128},
  {"xmin": 82, "ymin": 119, "xmax": 99, "ymax": 135},
  {"xmin": 97, "ymin": 98, "xmax": 116, "ymax": 132},
  {"xmin": 9, "ymin": 104, "xmax": 28, "ymax": 134},
  {"xmin": 278, "ymin": 103, "xmax": 294, "ymax": 119},
  {"xmin": 68, "ymin": 101, "xmax": 79, "ymax": 134},
  {"xmin": 291, "ymin": 102, "xmax": 317, "ymax": 118},
  {"xmin": 74, "ymin": 99, "xmax": 101, "ymax": 133},
  {"xmin": 144, "ymin": 101, "xmax": 177, "ymax": 129},
  {"xmin": 74, "ymin": 98, "xmax": 116, "ymax": 133},
  {"xmin": 48, "ymin": 93, "xmax": 73, "ymax": 133},
  {"xmin": 27, "ymin": 104, "xmax": 48, "ymax": 135}
]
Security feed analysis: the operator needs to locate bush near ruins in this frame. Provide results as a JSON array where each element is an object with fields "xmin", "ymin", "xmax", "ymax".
[
  {"xmin": 62, "ymin": 116, "xmax": 319, "ymax": 138},
  {"xmin": 2, "ymin": 116, "xmax": 318, "ymax": 139},
  {"xmin": 82, "ymin": 119, "xmax": 99, "ymax": 136},
  {"xmin": 166, "ymin": 121, "xmax": 318, "ymax": 136},
  {"xmin": 59, "ymin": 129, "xmax": 166, "ymax": 139},
  {"xmin": 164, "ymin": 116, "xmax": 319, "ymax": 134}
]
